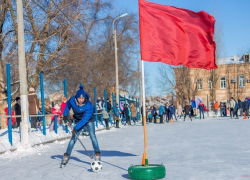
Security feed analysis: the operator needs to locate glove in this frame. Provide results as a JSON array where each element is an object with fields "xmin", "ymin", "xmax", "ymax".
[
  {"xmin": 63, "ymin": 116, "xmax": 68, "ymax": 123},
  {"xmin": 72, "ymin": 128, "xmax": 77, "ymax": 136}
]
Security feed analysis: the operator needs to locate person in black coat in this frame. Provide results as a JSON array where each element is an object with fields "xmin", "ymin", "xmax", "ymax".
[
  {"xmin": 107, "ymin": 99, "xmax": 112, "ymax": 113},
  {"xmin": 14, "ymin": 97, "xmax": 21, "ymax": 128},
  {"xmin": 183, "ymin": 103, "xmax": 192, "ymax": 121},
  {"xmin": 243, "ymin": 98, "xmax": 249, "ymax": 119},
  {"xmin": 198, "ymin": 102, "xmax": 205, "ymax": 119},
  {"xmin": 165, "ymin": 103, "xmax": 170, "ymax": 122},
  {"xmin": 153, "ymin": 104, "xmax": 157, "ymax": 122}
]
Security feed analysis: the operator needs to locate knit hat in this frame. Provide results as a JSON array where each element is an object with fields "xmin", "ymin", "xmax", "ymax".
[{"xmin": 76, "ymin": 85, "xmax": 86, "ymax": 98}]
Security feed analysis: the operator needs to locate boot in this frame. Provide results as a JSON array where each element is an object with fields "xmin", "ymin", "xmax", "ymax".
[
  {"xmin": 116, "ymin": 120, "xmax": 120, "ymax": 128},
  {"xmin": 95, "ymin": 152, "xmax": 101, "ymax": 161},
  {"xmin": 61, "ymin": 153, "xmax": 69, "ymax": 166}
]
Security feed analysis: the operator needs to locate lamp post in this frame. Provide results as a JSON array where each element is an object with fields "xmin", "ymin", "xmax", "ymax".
[
  {"xmin": 17, "ymin": 0, "xmax": 30, "ymax": 148},
  {"xmin": 112, "ymin": 13, "xmax": 128, "ymax": 104}
]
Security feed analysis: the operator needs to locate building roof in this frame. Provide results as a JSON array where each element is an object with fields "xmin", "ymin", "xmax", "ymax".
[{"xmin": 217, "ymin": 56, "xmax": 244, "ymax": 65}]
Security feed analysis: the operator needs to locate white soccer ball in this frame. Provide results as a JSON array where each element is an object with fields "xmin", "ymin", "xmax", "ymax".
[{"xmin": 91, "ymin": 161, "xmax": 102, "ymax": 172}]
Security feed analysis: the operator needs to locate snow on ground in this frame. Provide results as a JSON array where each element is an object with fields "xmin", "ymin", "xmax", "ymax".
[
  {"xmin": 0, "ymin": 123, "xmax": 106, "ymax": 153},
  {"xmin": 1, "ymin": 117, "xmax": 250, "ymax": 180}
]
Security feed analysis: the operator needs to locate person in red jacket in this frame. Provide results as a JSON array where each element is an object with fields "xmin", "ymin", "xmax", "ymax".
[
  {"xmin": 61, "ymin": 96, "xmax": 71, "ymax": 124},
  {"xmin": 4, "ymin": 105, "xmax": 16, "ymax": 128},
  {"xmin": 51, "ymin": 104, "xmax": 62, "ymax": 122},
  {"xmin": 61, "ymin": 96, "xmax": 67, "ymax": 113}
]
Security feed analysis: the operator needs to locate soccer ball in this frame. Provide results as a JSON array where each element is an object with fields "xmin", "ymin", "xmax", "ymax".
[{"xmin": 91, "ymin": 161, "xmax": 102, "ymax": 172}]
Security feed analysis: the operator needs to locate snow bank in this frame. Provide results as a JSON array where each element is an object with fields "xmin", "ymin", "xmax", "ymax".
[{"xmin": 0, "ymin": 123, "xmax": 107, "ymax": 154}]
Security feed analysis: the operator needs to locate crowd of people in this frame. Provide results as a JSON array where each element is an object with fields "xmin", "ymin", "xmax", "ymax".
[
  {"xmin": 140, "ymin": 101, "xmax": 208, "ymax": 124},
  {"xmin": 3, "ymin": 91, "xmax": 250, "ymax": 131}
]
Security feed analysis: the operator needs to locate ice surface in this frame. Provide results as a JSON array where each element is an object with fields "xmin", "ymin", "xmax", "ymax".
[{"xmin": 0, "ymin": 118, "xmax": 250, "ymax": 180}]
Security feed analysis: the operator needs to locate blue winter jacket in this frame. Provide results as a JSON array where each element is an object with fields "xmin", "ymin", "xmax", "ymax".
[
  {"xmin": 113, "ymin": 106, "xmax": 119, "ymax": 116},
  {"xmin": 159, "ymin": 105, "xmax": 165, "ymax": 115},
  {"xmin": 234, "ymin": 100, "xmax": 238, "ymax": 110},
  {"xmin": 63, "ymin": 94, "xmax": 94, "ymax": 131},
  {"xmin": 170, "ymin": 106, "xmax": 176, "ymax": 114}
]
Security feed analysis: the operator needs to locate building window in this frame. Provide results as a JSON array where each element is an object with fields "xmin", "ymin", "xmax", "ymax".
[
  {"xmin": 239, "ymin": 75, "xmax": 246, "ymax": 88},
  {"xmin": 208, "ymin": 80, "xmax": 212, "ymax": 90},
  {"xmin": 220, "ymin": 77, "xmax": 226, "ymax": 89},
  {"xmin": 196, "ymin": 78, "xmax": 203, "ymax": 90}
]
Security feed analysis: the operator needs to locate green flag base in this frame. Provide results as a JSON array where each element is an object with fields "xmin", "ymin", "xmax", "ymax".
[{"xmin": 128, "ymin": 164, "xmax": 166, "ymax": 180}]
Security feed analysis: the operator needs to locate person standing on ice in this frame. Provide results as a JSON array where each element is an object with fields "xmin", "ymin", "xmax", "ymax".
[
  {"xmin": 229, "ymin": 97, "xmax": 236, "ymax": 119},
  {"xmin": 61, "ymin": 85, "xmax": 101, "ymax": 166},
  {"xmin": 198, "ymin": 102, "xmax": 205, "ymax": 119},
  {"xmin": 14, "ymin": 97, "xmax": 21, "ymax": 128},
  {"xmin": 243, "ymin": 98, "xmax": 250, "ymax": 119},
  {"xmin": 130, "ymin": 103, "xmax": 137, "ymax": 125},
  {"xmin": 183, "ymin": 102, "xmax": 192, "ymax": 121},
  {"xmin": 169, "ymin": 104, "xmax": 177, "ymax": 121},
  {"xmin": 158, "ymin": 104, "xmax": 165, "ymax": 123}
]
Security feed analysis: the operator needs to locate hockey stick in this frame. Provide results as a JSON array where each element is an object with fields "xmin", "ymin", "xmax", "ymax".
[{"xmin": 68, "ymin": 124, "xmax": 93, "ymax": 159}]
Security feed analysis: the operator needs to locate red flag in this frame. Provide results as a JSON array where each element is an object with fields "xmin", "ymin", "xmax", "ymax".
[{"xmin": 139, "ymin": 0, "xmax": 217, "ymax": 70}]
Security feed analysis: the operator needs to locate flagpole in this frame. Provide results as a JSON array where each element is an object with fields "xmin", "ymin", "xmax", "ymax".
[
  {"xmin": 128, "ymin": 1, "xmax": 166, "ymax": 179},
  {"xmin": 141, "ymin": 60, "xmax": 148, "ymax": 165}
]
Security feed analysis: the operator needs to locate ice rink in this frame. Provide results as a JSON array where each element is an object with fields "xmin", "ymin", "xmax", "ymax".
[{"xmin": 1, "ymin": 117, "xmax": 250, "ymax": 180}]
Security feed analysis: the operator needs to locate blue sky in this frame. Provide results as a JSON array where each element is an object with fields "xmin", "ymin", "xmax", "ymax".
[{"xmin": 114, "ymin": 0, "xmax": 250, "ymax": 96}]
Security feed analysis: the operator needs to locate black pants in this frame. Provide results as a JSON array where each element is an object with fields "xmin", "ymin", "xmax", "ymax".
[
  {"xmin": 166, "ymin": 112, "xmax": 170, "ymax": 121},
  {"xmin": 153, "ymin": 115, "xmax": 156, "ymax": 122},
  {"xmin": 230, "ymin": 108, "xmax": 235, "ymax": 118},
  {"xmin": 184, "ymin": 113, "xmax": 191, "ymax": 120},
  {"xmin": 16, "ymin": 118, "xmax": 21, "ymax": 128},
  {"xmin": 199, "ymin": 111, "xmax": 204, "ymax": 119},
  {"xmin": 31, "ymin": 117, "xmax": 37, "ymax": 128},
  {"xmin": 234, "ymin": 109, "xmax": 238, "ymax": 118},
  {"xmin": 159, "ymin": 115, "xmax": 163, "ymax": 123}
]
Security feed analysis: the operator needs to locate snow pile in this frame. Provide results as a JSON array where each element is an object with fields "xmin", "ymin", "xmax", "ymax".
[
  {"xmin": 0, "ymin": 144, "xmax": 50, "ymax": 160},
  {"xmin": 0, "ymin": 123, "xmax": 107, "ymax": 153}
]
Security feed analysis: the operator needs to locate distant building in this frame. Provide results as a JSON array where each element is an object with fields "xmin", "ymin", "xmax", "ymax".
[{"xmin": 174, "ymin": 54, "xmax": 250, "ymax": 109}]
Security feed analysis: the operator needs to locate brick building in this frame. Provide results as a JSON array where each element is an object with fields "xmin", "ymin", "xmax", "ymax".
[{"xmin": 174, "ymin": 54, "xmax": 250, "ymax": 109}]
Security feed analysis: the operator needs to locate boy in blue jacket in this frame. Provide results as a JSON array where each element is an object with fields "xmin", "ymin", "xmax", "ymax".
[{"xmin": 61, "ymin": 86, "xmax": 101, "ymax": 166}]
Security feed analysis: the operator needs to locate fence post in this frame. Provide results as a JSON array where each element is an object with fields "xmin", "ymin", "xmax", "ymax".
[
  {"xmin": 104, "ymin": 90, "xmax": 107, "ymax": 111},
  {"xmin": 109, "ymin": 113, "xmax": 113, "ymax": 126},
  {"xmin": 94, "ymin": 87, "xmax": 98, "ymax": 128},
  {"xmin": 119, "ymin": 93, "xmax": 121, "ymax": 109},
  {"xmin": 7, "ymin": 64, "xmax": 12, "ymax": 145},
  {"xmin": 112, "ymin": 92, "xmax": 114, "ymax": 106},
  {"xmin": 101, "ymin": 114, "xmax": 104, "ymax": 126},
  {"xmin": 40, "ymin": 73, "xmax": 46, "ymax": 135},
  {"xmin": 64, "ymin": 79, "xmax": 68, "ymax": 133},
  {"xmin": 54, "ymin": 115, "xmax": 57, "ymax": 134}
]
